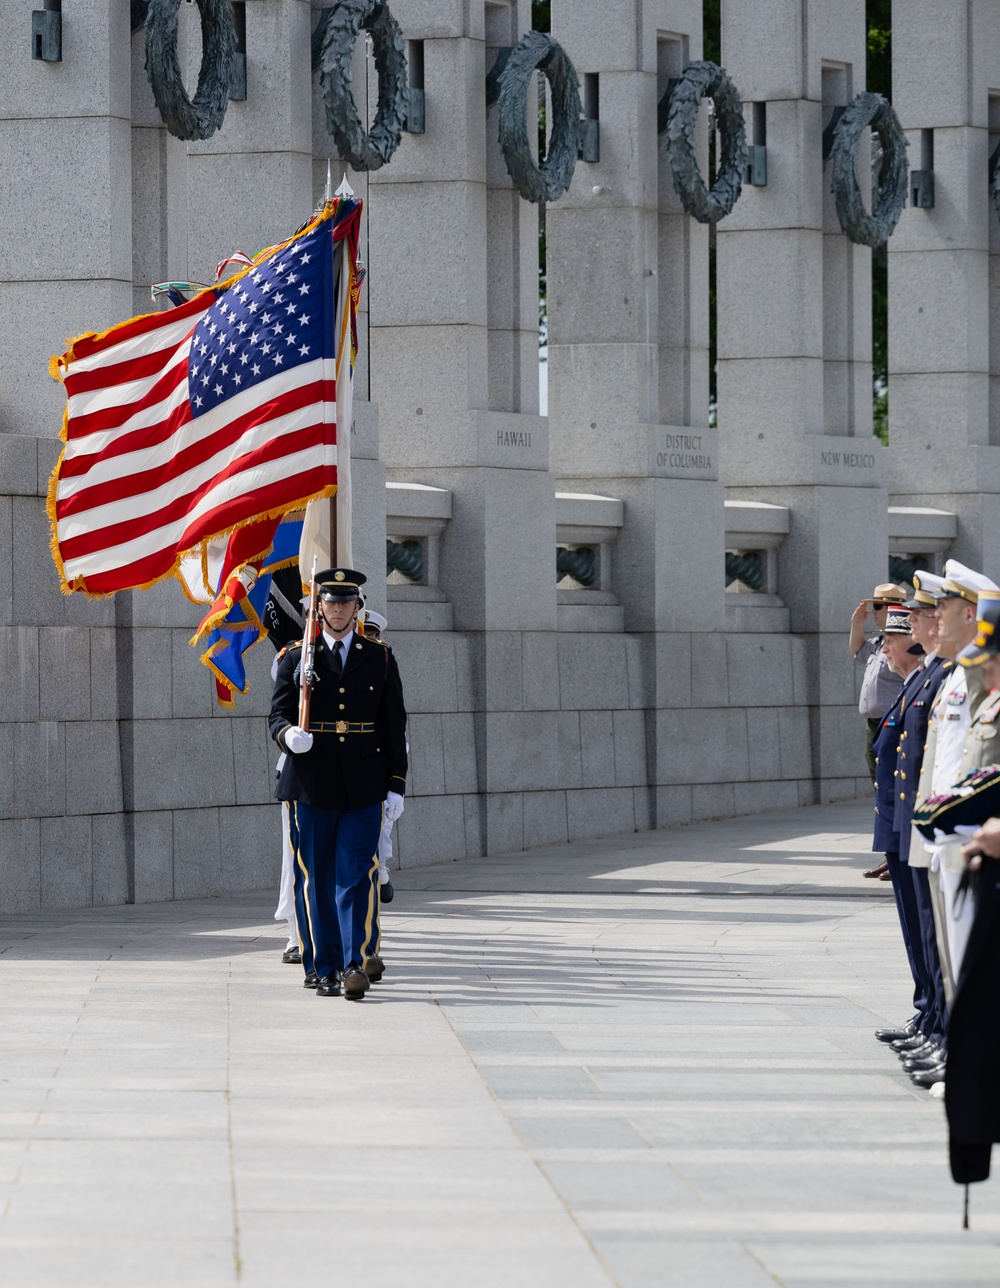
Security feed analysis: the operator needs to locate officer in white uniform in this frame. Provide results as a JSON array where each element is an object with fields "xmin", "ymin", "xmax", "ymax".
[{"xmin": 912, "ymin": 561, "xmax": 997, "ymax": 1002}]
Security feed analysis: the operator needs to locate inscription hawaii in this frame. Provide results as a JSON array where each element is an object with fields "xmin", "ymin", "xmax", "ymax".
[{"xmin": 497, "ymin": 429, "xmax": 531, "ymax": 448}]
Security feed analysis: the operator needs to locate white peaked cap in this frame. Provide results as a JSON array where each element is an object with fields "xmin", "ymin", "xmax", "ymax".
[
  {"xmin": 941, "ymin": 559, "xmax": 998, "ymax": 605},
  {"xmin": 912, "ymin": 570, "xmax": 945, "ymax": 595},
  {"xmin": 906, "ymin": 570, "xmax": 946, "ymax": 608}
]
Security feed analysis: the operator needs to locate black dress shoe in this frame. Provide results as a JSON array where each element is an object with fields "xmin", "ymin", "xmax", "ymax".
[
  {"xmin": 342, "ymin": 965, "xmax": 370, "ymax": 1000},
  {"xmin": 282, "ymin": 944, "xmax": 301, "ymax": 965},
  {"xmin": 902, "ymin": 1048, "xmax": 942, "ymax": 1072},
  {"xmin": 380, "ymin": 880, "xmax": 394, "ymax": 904},
  {"xmin": 876, "ymin": 1018, "xmax": 918, "ymax": 1043},
  {"xmin": 316, "ymin": 972, "xmax": 342, "ymax": 997},
  {"xmin": 364, "ymin": 953, "xmax": 385, "ymax": 983},
  {"xmin": 303, "ymin": 971, "xmax": 318, "ymax": 989},
  {"xmin": 898, "ymin": 1039, "xmax": 936, "ymax": 1062},
  {"xmin": 910, "ymin": 1062, "xmax": 946, "ymax": 1088},
  {"xmin": 891, "ymin": 1031, "xmax": 928, "ymax": 1052}
]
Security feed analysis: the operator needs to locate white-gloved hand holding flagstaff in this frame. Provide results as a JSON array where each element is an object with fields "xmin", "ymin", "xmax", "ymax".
[
  {"xmin": 283, "ymin": 726, "xmax": 314, "ymax": 755},
  {"xmin": 384, "ymin": 791, "xmax": 404, "ymax": 822}
]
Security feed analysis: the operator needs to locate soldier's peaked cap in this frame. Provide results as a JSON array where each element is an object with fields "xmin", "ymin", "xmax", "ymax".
[
  {"xmin": 316, "ymin": 568, "xmax": 367, "ymax": 600},
  {"xmin": 959, "ymin": 589, "xmax": 1000, "ymax": 668},
  {"xmin": 939, "ymin": 560, "xmax": 998, "ymax": 605},
  {"xmin": 902, "ymin": 570, "xmax": 946, "ymax": 610}
]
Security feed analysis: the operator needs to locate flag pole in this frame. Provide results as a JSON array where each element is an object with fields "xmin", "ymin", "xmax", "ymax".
[
  {"xmin": 298, "ymin": 556, "xmax": 319, "ymax": 731},
  {"xmin": 332, "ymin": 158, "xmax": 340, "ymax": 561},
  {"xmin": 333, "ymin": 170, "xmax": 356, "ymax": 571}
]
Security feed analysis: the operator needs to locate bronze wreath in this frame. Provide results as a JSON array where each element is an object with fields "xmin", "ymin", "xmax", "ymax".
[
  {"xmin": 662, "ymin": 61, "xmax": 747, "ymax": 224},
  {"xmin": 144, "ymin": 0, "xmax": 235, "ymax": 141},
  {"xmin": 830, "ymin": 92, "xmax": 908, "ymax": 248},
  {"xmin": 496, "ymin": 30, "xmax": 581, "ymax": 204},
  {"xmin": 313, "ymin": 1, "xmax": 408, "ymax": 172}
]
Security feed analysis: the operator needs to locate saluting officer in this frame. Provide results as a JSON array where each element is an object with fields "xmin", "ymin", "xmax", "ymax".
[
  {"xmin": 269, "ymin": 568, "xmax": 407, "ymax": 1000},
  {"xmin": 851, "ymin": 582, "xmax": 908, "ymax": 792}
]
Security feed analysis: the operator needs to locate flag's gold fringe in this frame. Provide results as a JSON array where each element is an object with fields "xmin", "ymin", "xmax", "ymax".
[
  {"xmin": 51, "ymin": 483, "xmax": 338, "ymax": 601},
  {"xmin": 189, "ymin": 587, "xmax": 262, "ymax": 646},
  {"xmin": 240, "ymin": 593, "xmax": 265, "ymax": 637},
  {"xmin": 176, "ymin": 573, "xmax": 210, "ymax": 608},
  {"xmin": 45, "ymin": 435, "xmax": 70, "ymax": 593},
  {"xmin": 198, "ymin": 586, "xmax": 270, "ymax": 703},
  {"xmin": 187, "ymin": 538, "xmax": 277, "ymax": 644},
  {"xmin": 201, "ymin": 641, "xmax": 250, "ymax": 701},
  {"xmin": 200, "ymin": 543, "xmax": 212, "ymax": 601},
  {"xmin": 336, "ymin": 271, "xmax": 352, "ymax": 384},
  {"xmin": 260, "ymin": 552, "xmax": 300, "ymax": 578}
]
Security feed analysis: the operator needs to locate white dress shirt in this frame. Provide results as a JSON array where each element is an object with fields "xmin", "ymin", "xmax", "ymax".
[{"xmin": 322, "ymin": 628, "xmax": 353, "ymax": 669}]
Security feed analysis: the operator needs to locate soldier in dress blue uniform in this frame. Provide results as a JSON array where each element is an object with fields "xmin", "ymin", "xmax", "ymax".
[
  {"xmin": 269, "ymin": 568, "xmax": 407, "ymax": 1000},
  {"xmin": 872, "ymin": 607, "xmax": 933, "ymax": 1051},
  {"xmin": 876, "ymin": 572, "xmax": 952, "ymax": 1063}
]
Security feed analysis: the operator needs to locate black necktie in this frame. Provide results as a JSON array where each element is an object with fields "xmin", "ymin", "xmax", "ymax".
[{"xmin": 330, "ymin": 641, "xmax": 343, "ymax": 677}]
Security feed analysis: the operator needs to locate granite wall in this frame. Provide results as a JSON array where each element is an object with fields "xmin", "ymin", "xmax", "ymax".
[{"xmin": 1, "ymin": 0, "xmax": 982, "ymax": 910}]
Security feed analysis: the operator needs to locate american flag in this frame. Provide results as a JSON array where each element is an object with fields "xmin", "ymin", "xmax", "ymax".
[{"xmin": 49, "ymin": 198, "xmax": 362, "ymax": 596}]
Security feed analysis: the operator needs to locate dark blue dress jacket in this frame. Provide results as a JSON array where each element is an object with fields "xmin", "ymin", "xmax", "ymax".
[
  {"xmin": 872, "ymin": 656, "xmax": 949, "ymax": 856},
  {"xmin": 873, "ymin": 685, "xmax": 906, "ymax": 854}
]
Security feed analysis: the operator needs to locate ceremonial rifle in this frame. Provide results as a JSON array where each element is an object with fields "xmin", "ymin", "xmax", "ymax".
[{"xmin": 298, "ymin": 556, "xmax": 319, "ymax": 731}]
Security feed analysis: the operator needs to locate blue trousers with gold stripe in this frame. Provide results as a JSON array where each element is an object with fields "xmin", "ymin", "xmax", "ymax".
[{"xmin": 287, "ymin": 801, "xmax": 382, "ymax": 979}]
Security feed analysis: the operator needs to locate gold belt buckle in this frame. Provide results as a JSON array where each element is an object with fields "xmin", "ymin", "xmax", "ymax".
[{"xmin": 335, "ymin": 720, "xmax": 348, "ymax": 734}]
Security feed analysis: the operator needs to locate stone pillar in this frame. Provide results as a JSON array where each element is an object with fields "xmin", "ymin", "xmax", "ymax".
[
  {"xmin": 306, "ymin": 3, "xmax": 386, "ymax": 608},
  {"xmin": 717, "ymin": 0, "xmax": 884, "ymax": 801},
  {"xmin": 0, "ymin": 0, "xmax": 134, "ymax": 910},
  {"xmin": 367, "ymin": 0, "xmax": 554, "ymax": 856},
  {"xmin": 185, "ymin": 0, "xmax": 313, "ymax": 277},
  {"xmin": 887, "ymin": 0, "xmax": 1000, "ymax": 571},
  {"xmin": 548, "ymin": 0, "xmax": 725, "ymax": 826},
  {"xmin": 123, "ymin": 5, "xmax": 320, "ymax": 903},
  {"xmin": 130, "ymin": 28, "xmax": 188, "ymax": 319},
  {"xmin": 0, "ymin": 0, "xmax": 134, "ymax": 439}
]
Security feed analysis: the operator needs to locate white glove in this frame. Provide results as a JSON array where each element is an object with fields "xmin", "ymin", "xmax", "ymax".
[
  {"xmin": 283, "ymin": 726, "xmax": 313, "ymax": 754},
  {"xmin": 384, "ymin": 791, "xmax": 404, "ymax": 822}
]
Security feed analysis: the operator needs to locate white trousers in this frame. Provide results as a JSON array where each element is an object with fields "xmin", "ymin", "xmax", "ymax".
[
  {"xmin": 939, "ymin": 865, "xmax": 976, "ymax": 986},
  {"xmin": 275, "ymin": 800, "xmax": 297, "ymax": 945}
]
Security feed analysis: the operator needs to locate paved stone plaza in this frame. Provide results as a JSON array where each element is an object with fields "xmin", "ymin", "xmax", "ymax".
[{"xmin": 2, "ymin": 799, "xmax": 999, "ymax": 1288}]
